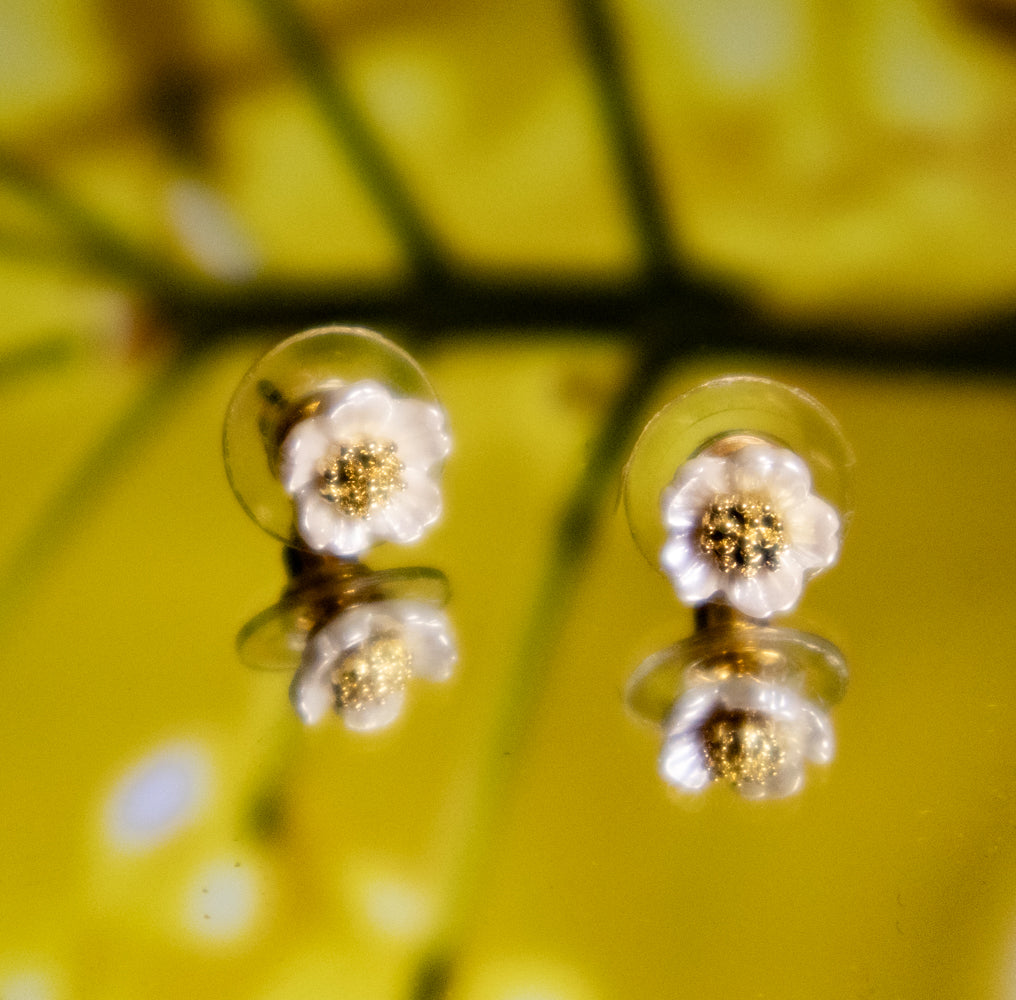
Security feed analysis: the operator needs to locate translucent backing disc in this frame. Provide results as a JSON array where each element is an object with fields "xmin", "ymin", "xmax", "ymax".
[
  {"xmin": 223, "ymin": 326, "xmax": 441, "ymax": 545},
  {"xmin": 622, "ymin": 376, "xmax": 854, "ymax": 568},
  {"xmin": 237, "ymin": 565, "xmax": 450, "ymax": 672},
  {"xmin": 625, "ymin": 621, "xmax": 848, "ymax": 728}
]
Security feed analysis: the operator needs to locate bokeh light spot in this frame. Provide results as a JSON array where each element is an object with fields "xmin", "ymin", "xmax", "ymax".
[
  {"xmin": 363, "ymin": 875, "xmax": 431, "ymax": 940},
  {"xmin": 662, "ymin": 0, "xmax": 802, "ymax": 90},
  {"xmin": 166, "ymin": 180, "xmax": 260, "ymax": 282},
  {"xmin": 182, "ymin": 857, "xmax": 264, "ymax": 944},
  {"xmin": 104, "ymin": 741, "xmax": 210, "ymax": 852},
  {"xmin": 0, "ymin": 970, "xmax": 54, "ymax": 1000},
  {"xmin": 359, "ymin": 49, "xmax": 459, "ymax": 143},
  {"xmin": 345, "ymin": 859, "xmax": 434, "ymax": 941},
  {"xmin": 469, "ymin": 958, "xmax": 596, "ymax": 1000}
]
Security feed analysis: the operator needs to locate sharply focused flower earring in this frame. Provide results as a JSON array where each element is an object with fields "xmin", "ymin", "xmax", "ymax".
[
  {"xmin": 623, "ymin": 376, "xmax": 852, "ymax": 800},
  {"xmin": 223, "ymin": 326, "xmax": 457, "ymax": 730}
]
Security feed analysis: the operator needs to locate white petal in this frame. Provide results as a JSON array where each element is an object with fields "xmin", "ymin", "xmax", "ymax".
[
  {"xmin": 730, "ymin": 445, "xmax": 811, "ymax": 507},
  {"xmin": 341, "ymin": 690, "xmax": 406, "ymax": 732},
  {"xmin": 405, "ymin": 622, "xmax": 457, "ymax": 683},
  {"xmin": 296, "ymin": 492, "xmax": 372, "ymax": 556},
  {"xmin": 314, "ymin": 604, "xmax": 375, "ymax": 657},
  {"xmin": 660, "ymin": 532, "xmax": 698, "ymax": 576},
  {"xmin": 323, "ymin": 380, "xmax": 394, "ymax": 437},
  {"xmin": 378, "ymin": 600, "xmax": 456, "ymax": 682},
  {"xmin": 727, "ymin": 573, "xmax": 782, "ymax": 619},
  {"xmin": 296, "ymin": 491, "xmax": 343, "ymax": 551},
  {"xmin": 289, "ymin": 653, "xmax": 334, "ymax": 726},
  {"xmin": 377, "ymin": 470, "xmax": 442, "ymax": 544},
  {"xmin": 663, "ymin": 684, "xmax": 721, "ymax": 734},
  {"xmin": 388, "ymin": 399, "xmax": 452, "ymax": 469},
  {"xmin": 799, "ymin": 703, "xmax": 836, "ymax": 764},
  {"xmin": 279, "ymin": 419, "xmax": 331, "ymax": 493},
  {"xmin": 322, "ymin": 516, "xmax": 376, "ymax": 558},
  {"xmin": 748, "ymin": 559, "xmax": 805, "ymax": 617},
  {"xmin": 661, "ymin": 455, "xmax": 730, "ymax": 528},
  {"xmin": 659, "ymin": 734, "xmax": 712, "ymax": 791},
  {"xmin": 785, "ymin": 495, "xmax": 841, "ymax": 571},
  {"xmin": 669, "ymin": 556, "xmax": 723, "ymax": 605},
  {"xmin": 751, "ymin": 682, "xmax": 800, "ymax": 720}
]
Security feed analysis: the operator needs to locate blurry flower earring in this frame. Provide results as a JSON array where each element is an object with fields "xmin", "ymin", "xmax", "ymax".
[
  {"xmin": 279, "ymin": 379, "xmax": 449, "ymax": 557},
  {"xmin": 660, "ymin": 439, "xmax": 840, "ymax": 619},
  {"xmin": 623, "ymin": 377, "xmax": 853, "ymax": 800},
  {"xmin": 224, "ymin": 326, "xmax": 457, "ymax": 730}
]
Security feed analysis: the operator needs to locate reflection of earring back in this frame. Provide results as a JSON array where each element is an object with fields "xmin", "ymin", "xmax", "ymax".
[
  {"xmin": 223, "ymin": 326, "xmax": 458, "ymax": 731},
  {"xmin": 623, "ymin": 377, "xmax": 852, "ymax": 800}
]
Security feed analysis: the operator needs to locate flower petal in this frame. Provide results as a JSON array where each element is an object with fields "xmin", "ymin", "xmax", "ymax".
[
  {"xmin": 752, "ymin": 558, "xmax": 805, "ymax": 617},
  {"xmin": 659, "ymin": 734, "xmax": 712, "ymax": 791},
  {"xmin": 394, "ymin": 601, "xmax": 458, "ymax": 682},
  {"xmin": 663, "ymin": 683, "xmax": 721, "ymax": 734},
  {"xmin": 279, "ymin": 418, "xmax": 331, "ymax": 493},
  {"xmin": 799, "ymin": 702, "xmax": 836, "ymax": 764},
  {"xmin": 295, "ymin": 491, "xmax": 373, "ymax": 556},
  {"xmin": 408, "ymin": 625, "xmax": 457, "ymax": 681},
  {"xmin": 341, "ymin": 691, "xmax": 406, "ymax": 732},
  {"xmin": 314, "ymin": 604, "xmax": 375, "ymax": 657},
  {"xmin": 660, "ymin": 532, "xmax": 698, "ymax": 577},
  {"xmin": 785, "ymin": 494, "xmax": 841, "ymax": 571},
  {"xmin": 377, "ymin": 470, "xmax": 442, "ymax": 544},
  {"xmin": 289, "ymin": 654, "xmax": 334, "ymax": 726},
  {"xmin": 740, "ymin": 761, "xmax": 805, "ymax": 800},
  {"xmin": 296, "ymin": 491, "xmax": 342, "ymax": 550},
  {"xmin": 323, "ymin": 380, "xmax": 394, "ymax": 437},
  {"xmin": 661, "ymin": 455, "xmax": 730, "ymax": 529},
  {"xmin": 388, "ymin": 399, "xmax": 452, "ymax": 469},
  {"xmin": 729, "ymin": 445, "xmax": 811, "ymax": 507},
  {"xmin": 727, "ymin": 567, "xmax": 801, "ymax": 619},
  {"xmin": 668, "ymin": 556, "xmax": 723, "ymax": 605}
]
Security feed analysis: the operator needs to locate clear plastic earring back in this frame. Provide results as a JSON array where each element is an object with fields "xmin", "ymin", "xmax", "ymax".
[
  {"xmin": 223, "ymin": 325, "xmax": 441, "ymax": 546},
  {"xmin": 236, "ymin": 561, "xmax": 451, "ymax": 673},
  {"xmin": 622, "ymin": 375, "xmax": 854, "ymax": 569},
  {"xmin": 625, "ymin": 611, "xmax": 848, "ymax": 729}
]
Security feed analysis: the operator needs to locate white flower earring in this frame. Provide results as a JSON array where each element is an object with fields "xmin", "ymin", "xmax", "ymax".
[
  {"xmin": 224, "ymin": 326, "xmax": 457, "ymax": 731},
  {"xmin": 660, "ymin": 439, "xmax": 840, "ymax": 619},
  {"xmin": 279, "ymin": 379, "xmax": 449, "ymax": 558},
  {"xmin": 623, "ymin": 376, "xmax": 853, "ymax": 800}
]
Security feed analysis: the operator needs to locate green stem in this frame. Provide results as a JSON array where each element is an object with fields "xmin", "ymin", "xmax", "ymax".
[
  {"xmin": 0, "ymin": 333, "xmax": 83, "ymax": 392},
  {"xmin": 245, "ymin": 0, "xmax": 449, "ymax": 281},
  {"xmin": 573, "ymin": 0, "xmax": 679, "ymax": 276},
  {"xmin": 411, "ymin": 337, "xmax": 678, "ymax": 999},
  {"xmin": 0, "ymin": 351, "xmax": 203, "ymax": 633},
  {"xmin": 0, "ymin": 147, "xmax": 191, "ymax": 295}
]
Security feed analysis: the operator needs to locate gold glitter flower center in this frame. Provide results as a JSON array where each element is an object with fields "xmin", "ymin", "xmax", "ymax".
[
  {"xmin": 698, "ymin": 494, "xmax": 785, "ymax": 577},
  {"xmin": 317, "ymin": 439, "xmax": 405, "ymax": 517},
  {"xmin": 701, "ymin": 708, "xmax": 786, "ymax": 786},
  {"xmin": 331, "ymin": 633, "xmax": 413, "ymax": 711}
]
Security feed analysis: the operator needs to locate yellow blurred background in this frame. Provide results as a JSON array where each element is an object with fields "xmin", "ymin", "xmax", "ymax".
[{"xmin": 1, "ymin": 0, "xmax": 1016, "ymax": 998}]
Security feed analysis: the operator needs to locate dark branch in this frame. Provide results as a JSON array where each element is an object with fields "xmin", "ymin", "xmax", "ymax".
[
  {"xmin": 170, "ymin": 270, "xmax": 1016, "ymax": 377},
  {"xmin": 573, "ymin": 0, "xmax": 680, "ymax": 277},
  {"xmin": 0, "ymin": 146, "xmax": 191, "ymax": 296}
]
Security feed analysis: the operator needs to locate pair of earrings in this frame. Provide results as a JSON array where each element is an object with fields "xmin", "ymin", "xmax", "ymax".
[{"xmin": 225, "ymin": 328, "xmax": 851, "ymax": 801}]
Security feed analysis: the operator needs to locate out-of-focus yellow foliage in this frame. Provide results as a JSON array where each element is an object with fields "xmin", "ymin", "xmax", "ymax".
[{"xmin": 1, "ymin": 1, "xmax": 1016, "ymax": 999}]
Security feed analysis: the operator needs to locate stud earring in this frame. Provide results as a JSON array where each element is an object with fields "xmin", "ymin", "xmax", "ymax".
[
  {"xmin": 622, "ymin": 376, "xmax": 853, "ymax": 800},
  {"xmin": 223, "ymin": 326, "xmax": 457, "ymax": 730}
]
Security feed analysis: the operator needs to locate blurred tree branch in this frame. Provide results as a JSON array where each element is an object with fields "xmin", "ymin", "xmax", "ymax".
[{"xmin": 246, "ymin": 0, "xmax": 451, "ymax": 282}]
